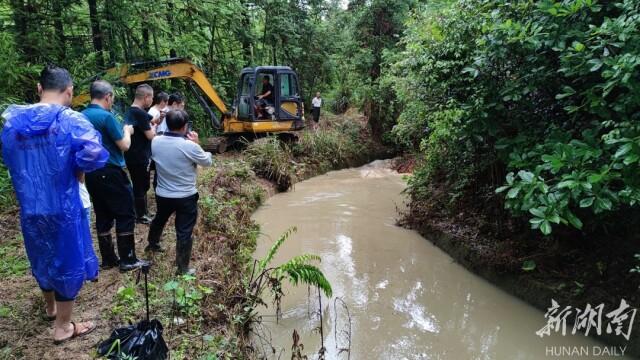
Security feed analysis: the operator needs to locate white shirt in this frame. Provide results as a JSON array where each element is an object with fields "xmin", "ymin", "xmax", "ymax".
[
  {"xmin": 312, "ymin": 97, "xmax": 322, "ymax": 108},
  {"xmin": 148, "ymin": 106, "xmax": 161, "ymax": 119},
  {"xmin": 149, "ymin": 106, "xmax": 168, "ymax": 133},
  {"xmin": 79, "ymin": 182, "xmax": 91, "ymax": 209}
]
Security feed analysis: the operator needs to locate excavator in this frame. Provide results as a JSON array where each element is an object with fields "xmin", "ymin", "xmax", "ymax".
[{"xmin": 72, "ymin": 58, "xmax": 305, "ymax": 153}]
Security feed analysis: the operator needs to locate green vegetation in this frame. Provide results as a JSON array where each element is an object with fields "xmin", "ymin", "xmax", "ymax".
[
  {"xmin": 0, "ymin": 241, "xmax": 28, "ymax": 277},
  {"xmin": 389, "ymin": 0, "xmax": 640, "ymax": 237}
]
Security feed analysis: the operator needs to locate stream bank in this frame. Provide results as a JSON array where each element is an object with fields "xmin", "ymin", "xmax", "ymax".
[{"xmin": 397, "ymin": 160, "xmax": 640, "ymax": 358}]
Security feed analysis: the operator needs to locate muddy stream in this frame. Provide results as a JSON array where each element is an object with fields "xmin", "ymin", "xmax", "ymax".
[{"xmin": 252, "ymin": 160, "xmax": 627, "ymax": 360}]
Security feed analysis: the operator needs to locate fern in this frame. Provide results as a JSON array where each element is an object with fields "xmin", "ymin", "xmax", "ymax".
[
  {"xmin": 254, "ymin": 228, "xmax": 332, "ymax": 304},
  {"xmin": 277, "ymin": 259, "xmax": 332, "ymax": 298},
  {"xmin": 258, "ymin": 226, "xmax": 297, "ymax": 271}
]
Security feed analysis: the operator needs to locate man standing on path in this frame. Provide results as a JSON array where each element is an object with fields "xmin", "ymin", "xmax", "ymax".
[
  {"xmin": 1, "ymin": 66, "xmax": 108, "ymax": 343},
  {"xmin": 83, "ymin": 80, "xmax": 149, "ymax": 272},
  {"xmin": 125, "ymin": 84, "xmax": 157, "ymax": 224},
  {"xmin": 311, "ymin": 92, "xmax": 322, "ymax": 128},
  {"xmin": 146, "ymin": 110, "xmax": 213, "ymax": 275}
]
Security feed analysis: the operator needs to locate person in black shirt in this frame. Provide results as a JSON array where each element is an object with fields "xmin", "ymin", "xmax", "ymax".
[
  {"xmin": 255, "ymin": 76, "xmax": 274, "ymax": 119},
  {"xmin": 258, "ymin": 76, "xmax": 274, "ymax": 103},
  {"xmin": 125, "ymin": 84, "xmax": 156, "ymax": 224}
]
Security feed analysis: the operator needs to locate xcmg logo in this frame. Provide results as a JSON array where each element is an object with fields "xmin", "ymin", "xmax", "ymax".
[{"xmin": 148, "ymin": 70, "xmax": 172, "ymax": 79}]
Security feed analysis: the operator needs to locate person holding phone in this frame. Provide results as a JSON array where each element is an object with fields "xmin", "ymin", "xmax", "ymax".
[
  {"xmin": 83, "ymin": 80, "xmax": 149, "ymax": 272},
  {"xmin": 146, "ymin": 110, "xmax": 213, "ymax": 275},
  {"xmin": 125, "ymin": 84, "xmax": 157, "ymax": 224}
]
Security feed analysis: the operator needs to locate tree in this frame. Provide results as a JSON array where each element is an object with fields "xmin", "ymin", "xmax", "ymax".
[
  {"xmin": 87, "ymin": 0, "xmax": 105, "ymax": 68},
  {"xmin": 346, "ymin": 0, "xmax": 414, "ymax": 139}
]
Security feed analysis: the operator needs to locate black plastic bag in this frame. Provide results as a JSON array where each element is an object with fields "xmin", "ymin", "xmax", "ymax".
[
  {"xmin": 97, "ymin": 265, "xmax": 168, "ymax": 359},
  {"xmin": 97, "ymin": 319, "xmax": 168, "ymax": 359}
]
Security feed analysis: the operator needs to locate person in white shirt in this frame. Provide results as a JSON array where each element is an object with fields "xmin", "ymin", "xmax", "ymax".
[
  {"xmin": 145, "ymin": 109, "xmax": 213, "ymax": 275},
  {"xmin": 148, "ymin": 91, "xmax": 169, "ymax": 129},
  {"xmin": 156, "ymin": 93, "xmax": 185, "ymax": 134},
  {"xmin": 79, "ymin": 181, "xmax": 92, "ymax": 224},
  {"xmin": 311, "ymin": 92, "xmax": 322, "ymax": 128}
]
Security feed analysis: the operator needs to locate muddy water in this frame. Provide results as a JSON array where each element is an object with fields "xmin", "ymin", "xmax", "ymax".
[{"xmin": 253, "ymin": 160, "xmax": 628, "ymax": 360}]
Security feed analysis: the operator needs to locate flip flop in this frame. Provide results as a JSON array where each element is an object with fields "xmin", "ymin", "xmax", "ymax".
[
  {"xmin": 53, "ymin": 321, "xmax": 96, "ymax": 345},
  {"xmin": 44, "ymin": 313, "xmax": 56, "ymax": 321}
]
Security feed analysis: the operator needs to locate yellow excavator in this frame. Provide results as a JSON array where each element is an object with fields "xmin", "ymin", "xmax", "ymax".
[{"xmin": 72, "ymin": 58, "xmax": 305, "ymax": 152}]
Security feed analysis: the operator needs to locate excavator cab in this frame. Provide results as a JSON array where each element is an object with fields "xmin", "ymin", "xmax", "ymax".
[{"xmin": 234, "ymin": 66, "xmax": 304, "ymax": 125}]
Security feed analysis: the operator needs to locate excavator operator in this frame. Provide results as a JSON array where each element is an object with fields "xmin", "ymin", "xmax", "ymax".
[{"xmin": 255, "ymin": 76, "xmax": 274, "ymax": 118}]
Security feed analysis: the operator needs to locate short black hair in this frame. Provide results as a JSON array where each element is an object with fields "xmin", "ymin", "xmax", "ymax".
[
  {"xmin": 153, "ymin": 91, "xmax": 169, "ymax": 105},
  {"xmin": 135, "ymin": 84, "xmax": 153, "ymax": 99},
  {"xmin": 168, "ymin": 93, "xmax": 184, "ymax": 106},
  {"xmin": 39, "ymin": 65, "xmax": 73, "ymax": 92},
  {"xmin": 166, "ymin": 109, "xmax": 189, "ymax": 131},
  {"xmin": 89, "ymin": 80, "xmax": 113, "ymax": 100}
]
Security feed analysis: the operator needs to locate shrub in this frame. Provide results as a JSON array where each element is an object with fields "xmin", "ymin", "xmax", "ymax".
[{"xmin": 393, "ymin": 0, "xmax": 640, "ymax": 236}]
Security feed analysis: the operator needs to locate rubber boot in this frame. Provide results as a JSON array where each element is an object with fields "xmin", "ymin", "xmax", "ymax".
[
  {"xmin": 145, "ymin": 222, "xmax": 165, "ymax": 253},
  {"xmin": 116, "ymin": 233, "xmax": 149, "ymax": 272},
  {"xmin": 175, "ymin": 237, "xmax": 195, "ymax": 276},
  {"xmin": 97, "ymin": 234, "xmax": 119, "ymax": 269}
]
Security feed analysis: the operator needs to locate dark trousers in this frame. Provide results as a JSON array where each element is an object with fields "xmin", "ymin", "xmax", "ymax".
[
  {"xmin": 86, "ymin": 166, "xmax": 139, "ymax": 264},
  {"xmin": 312, "ymin": 107, "xmax": 320, "ymax": 122},
  {"xmin": 86, "ymin": 166, "xmax": 135, "ymax": 235},
  {"xmin": 127, "ymin": 161, "xmax": 151, "ymax": 218},
  {"xmin": 147, "ymin": 193, "xmax": 199, "ymax": 272}
]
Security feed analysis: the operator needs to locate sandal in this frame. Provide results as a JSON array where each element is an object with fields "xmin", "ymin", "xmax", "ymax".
[{"xmin": 53, "ymin": 321, "xmax": 96, "ymax": 345}]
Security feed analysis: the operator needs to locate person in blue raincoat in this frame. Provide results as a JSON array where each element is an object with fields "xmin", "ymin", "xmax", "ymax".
[{"xmin": 1, "ymin": 65, "xmax": 109, "ymax": 344}]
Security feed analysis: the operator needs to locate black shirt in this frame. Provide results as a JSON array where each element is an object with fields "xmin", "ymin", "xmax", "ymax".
[
  {"xmin": 124, "ymin": 106, "xmax": 153, "ymax": 165},
  {"xmin": 261, "ymin": 82, "xmax": 274, "ymax": 103}
]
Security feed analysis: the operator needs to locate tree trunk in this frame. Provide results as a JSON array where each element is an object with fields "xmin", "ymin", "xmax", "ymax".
[
  {"xmin": 53, "ymin": 0, "xmax": 66, "ymax": 62},
  {"xmin": 87, "ymin": 0, "xmax": 105, "ymax": 68},
  {"xmin": 240, "ymin": 2, "xmax": 252, "ymax": 66},
  {"xmin": 10, "ymin": 0, "xmax": 36, "ymax": 64},
  {"xmin": 104, "ymin": 0, "xmax": 117, "ymax": 63},
  {"xmin": 142, "ymin": 28, "xmax": 150, "ymax": 58}
]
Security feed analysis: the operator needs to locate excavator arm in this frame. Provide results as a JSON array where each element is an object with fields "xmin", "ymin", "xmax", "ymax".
[
  {"xmin": 72, "ymin": 59, "xmax": 229, "ymax": 129},
  {"xmin": 122, "ymin": 61, "xmax": 228, "ymax": 114}
]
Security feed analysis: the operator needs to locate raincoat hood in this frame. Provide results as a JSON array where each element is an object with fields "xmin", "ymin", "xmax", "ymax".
[{"xmin": 2, "ymin": 103, "xmax": 65, "ymax": 136}]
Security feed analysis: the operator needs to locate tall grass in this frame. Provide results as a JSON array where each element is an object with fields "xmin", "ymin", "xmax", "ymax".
[{"xmin": 244, "ymin": 137, "xmax": 295, "ymax": 191}]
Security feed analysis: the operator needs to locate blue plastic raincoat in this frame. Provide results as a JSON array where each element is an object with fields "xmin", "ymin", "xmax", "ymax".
[{"xmin": 1, "ymin": 103, "xmax": 109, "ymax": 300}]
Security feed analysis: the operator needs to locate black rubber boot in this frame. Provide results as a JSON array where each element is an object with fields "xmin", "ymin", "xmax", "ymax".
[
  {"xmin": 116, "ymin": 233, "xmax": 149, "ymax": 272},
  {"xmin": 145, "ymin": 223, "xmax": 165, "ymax": 253},
  {"xmin": 97, "ymin": 234, "xmax": 119, "ymax": 269},
  {"xmin": 175, "ymin": 237, "xmax": 195, "ymax": 275}
]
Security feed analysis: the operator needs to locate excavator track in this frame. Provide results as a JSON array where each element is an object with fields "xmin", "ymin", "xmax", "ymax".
[{"xmin": 202, "ymin": 136, "xmax": 229, "ymax": 154}]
